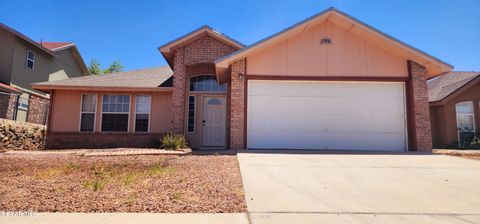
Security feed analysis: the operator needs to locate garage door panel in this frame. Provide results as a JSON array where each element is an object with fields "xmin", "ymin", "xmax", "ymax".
[
  {"xmin": 248, "ymin": 129, "xmax": 405, "ymax": 151},
  {"xmin": 249, "ymin": 113, "xmax": 405, "ymax": 134},
  {"xmin": 247, "ymin": 80, "xmax": 407, "ymax": 151}
]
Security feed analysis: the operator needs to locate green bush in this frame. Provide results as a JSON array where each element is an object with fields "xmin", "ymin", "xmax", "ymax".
[
  {"xmin": 468, "ymin": 137, "xmax": 480, "ymax": 149},
  {"xmin": 160, "ymin": 133, "xmax": 188, "ymax": 150}
]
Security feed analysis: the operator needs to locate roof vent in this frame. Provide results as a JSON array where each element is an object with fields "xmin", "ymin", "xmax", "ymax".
[{"xmin": 321, "ymin": 38, "xmax": 332, "ymax": 45}]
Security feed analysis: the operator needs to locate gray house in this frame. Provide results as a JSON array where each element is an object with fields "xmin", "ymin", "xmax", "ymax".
[{"xmin": 0, "ymin": 23, "xmax": 89, "ymax": 124}]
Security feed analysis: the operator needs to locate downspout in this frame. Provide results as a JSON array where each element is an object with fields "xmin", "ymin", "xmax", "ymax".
[{"xmin": 13, "ymin": 94, "xmax": 19, "ymax": 120}]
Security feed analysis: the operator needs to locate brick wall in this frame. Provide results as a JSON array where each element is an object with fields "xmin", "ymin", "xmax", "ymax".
[
  {"xmin": 45, "ymin": 133, "xmax": 163, "ymax": 149},
  {"xmin": 229, "ymin": 59, "xmax": 246, "ymax": 149},
  {"xmin": 0, "ymin": 93, "xmax": 16, "ymax": 120},
  {"xmin": 171, "ymin": 34, "xmax": 239, "ymax": 133},
  {"xmin": 172, "ymin": 47, "xmax": 186, "ymax": 133},
  {"xmin": 27, "ymin": 94, "xmax": 49, "ymax": 125},
  {"xmin": 408, "ymin": 60, "xmax": 433, "ymax": 151}
]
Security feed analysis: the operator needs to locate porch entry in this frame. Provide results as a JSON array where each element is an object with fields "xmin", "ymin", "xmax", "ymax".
[{"xmin": 202, "ymin": 96, "xmax": 227, "ymax": 147}]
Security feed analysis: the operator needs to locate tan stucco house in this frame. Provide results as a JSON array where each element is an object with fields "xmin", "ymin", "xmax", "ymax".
[
  {"xmin": 429, "ymin": 72, "xmax": 480, "ymax": 148},
  {"xmin": 0, "ymin": 23, "xmax": 89, "ymax": 124},
  {"xmin": 33, "ymin": 8, "xmax": 452, "ymax": 151}
]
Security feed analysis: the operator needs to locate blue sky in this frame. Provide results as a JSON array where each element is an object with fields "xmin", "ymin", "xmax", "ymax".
[{"xmin": 1, "ymin": 0, "xmax": 479, "ymax": 71}]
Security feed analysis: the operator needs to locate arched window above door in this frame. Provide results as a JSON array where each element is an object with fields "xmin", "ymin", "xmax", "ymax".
[{"xmin": 189, "ymin": 75, "xmax": 226, "ymax": 92}]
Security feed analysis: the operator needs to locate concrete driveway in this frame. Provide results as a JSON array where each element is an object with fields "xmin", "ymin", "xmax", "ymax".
[{"xmin": 237, "ymin": 152, "xmax": 480, "ymax": 224}]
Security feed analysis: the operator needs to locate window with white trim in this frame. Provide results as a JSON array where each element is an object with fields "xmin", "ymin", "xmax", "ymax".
[
  {"xmin": 17, "ymin": 97, "xmax": 29, "ymax": 111},
  {"xmin": 135, "ymin": 95, "xmax": 151, "ymax": 132},
  {"xmin": 26, "ymin": 50, "xmax": 35, "ymax": 70},
  {"xmin": 189, "ymin": 75, "xmax": 226, "ymax": 92},
  {"xmin": 101, "ymin": 94, "xmax": 130, "ymax": 132},
  {"xmin": 456, "ymin": 101, "xmax": 475, "ymax": 147},
  {"xmin": 80, "ymin": 94, "xmax": 96, "ymax": 132},
  {"xmin": 187, "ymin": 95, "xmax": 195, "ymax": 132}
]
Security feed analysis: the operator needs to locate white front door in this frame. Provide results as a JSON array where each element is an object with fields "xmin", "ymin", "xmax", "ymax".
[
  {"xmin": 247, "ymin": 80, "xmax": 407, "ymax": 151},
  {"xmin": 202, "ymin": 96, "xmax": 227, "ymax": 147}
]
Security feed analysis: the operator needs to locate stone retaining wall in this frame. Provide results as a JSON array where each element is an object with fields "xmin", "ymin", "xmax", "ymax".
[{"xmin": 0, "ymin": 118, "xmax": 46, "ymax": 151}]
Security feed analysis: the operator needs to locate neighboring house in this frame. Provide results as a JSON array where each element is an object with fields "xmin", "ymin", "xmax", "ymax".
[
  {"xmin": 428, "ymin": 72, "xmax": 480, "ymax": 148},
  {"xmin": 0, "ymin": 23, "xmax": 89, "ymax": 124},
  {"xmin": 33, "ymin": 8, "xmax": 452, "ymax": 151}
]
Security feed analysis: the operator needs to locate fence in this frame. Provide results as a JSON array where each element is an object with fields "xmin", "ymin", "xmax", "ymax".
[{"xmin": 0, "ymin": 91, "xmax": 49, "ymax": 125}]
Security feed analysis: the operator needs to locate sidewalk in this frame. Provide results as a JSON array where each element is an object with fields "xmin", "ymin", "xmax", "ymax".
[{"xmin": 0, "ymin": 213, "xmax": 249, "ymax": 224}]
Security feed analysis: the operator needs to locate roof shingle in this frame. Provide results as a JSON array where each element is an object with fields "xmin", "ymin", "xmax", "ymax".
[
  {"xmin": 32, "ymin": 66, "xmax": 173, "ymax": 89},
  {"xmin": 428, "ymin": 71, "xmax": 480, "ymax": 103}
]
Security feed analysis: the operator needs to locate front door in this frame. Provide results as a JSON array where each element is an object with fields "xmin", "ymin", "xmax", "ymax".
[{"xmin": 202, "ymin": 96, "xmax": 227, "ymax": 147}]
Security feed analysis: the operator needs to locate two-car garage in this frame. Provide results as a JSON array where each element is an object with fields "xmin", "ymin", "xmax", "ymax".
[{"xmin": 247, "ymin": 80, "xmax": 408, "ymax": 151}]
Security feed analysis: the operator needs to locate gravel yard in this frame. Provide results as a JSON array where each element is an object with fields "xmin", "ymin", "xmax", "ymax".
[{"xmin": 0, "ymin": 153, "xmax": 246, "ymax": 213}]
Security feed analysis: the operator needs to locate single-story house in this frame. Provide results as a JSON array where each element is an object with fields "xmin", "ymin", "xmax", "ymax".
[
  {"xmin": 32, "ymin": 8, "xmax": 453, "ymax": 151},
  {"xmin": 429, "ymin": 71, "xmax": 480, "ymax": 148}
]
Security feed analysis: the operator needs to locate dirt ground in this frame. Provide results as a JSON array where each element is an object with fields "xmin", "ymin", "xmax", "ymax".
[
  {"xmin": 460, "ymin": 155, "xmax": 480, "ymax": 161},
  {"xmin": 0, "ymin": 153, "xmax": 246, "ymax": 213}
]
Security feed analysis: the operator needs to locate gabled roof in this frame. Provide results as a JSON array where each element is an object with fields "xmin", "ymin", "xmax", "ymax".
[
  {"xmin": 0, "ymin": 23, "xmax": 53, "ymax": 56},
  {"xmin": 38, "ymin": 41, "xmax": 90, "ymax": 76},
  {"xmin": 428, "ymin": 71, "xmax": 480, "ymax": 104},
  {"xmin": 158, "ymin": 25, "xmax": 245, "ymax": 68},
  {"xmin": 215, "ymin": 7, "xmax": 453, "ymax": 78},
  {"xmin": 32, "ymin": 66, "xmax": 173, "ymax": 91},
  {"xmin": 39, "ymin": 42, "xmax": 75, "ymax": 51}
]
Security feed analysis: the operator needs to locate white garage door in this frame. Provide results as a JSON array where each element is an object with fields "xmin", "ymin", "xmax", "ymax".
[{"xmin": 247, "ymin": 80, "xmax": 407, "ymax": 151}]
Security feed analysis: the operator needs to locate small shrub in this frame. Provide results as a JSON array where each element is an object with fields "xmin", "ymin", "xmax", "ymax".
[{"xmin": 160, "ymin": 133, "xmax": 188, "ymax": 150}]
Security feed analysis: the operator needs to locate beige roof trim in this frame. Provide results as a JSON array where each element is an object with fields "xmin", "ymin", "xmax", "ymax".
[
  {"xmin": 31, "ymin": 84, "xmax": 174, "ymax": 92},
  {"xmin": 215, "ymin": 8, "xmax": 453, "ymax": 78}
]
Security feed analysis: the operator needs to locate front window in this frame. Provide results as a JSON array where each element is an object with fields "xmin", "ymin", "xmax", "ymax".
[
  {"xmin": 189, "ymin": 75, "xmax": 226, "ymax": 92},
  {"xmin": 456, "ymin": 101, "xmax": 475, "ymax": 147},
  {"xmin": 80, "ymin": 94, "xmax": 96, "ymax": 132},
  {"xmin": 101, "ymin": 94, "xmax": 130, "ymax": 132},
  {"xmin": 135, "ymin": 95, "xmax": 151, "ymax": 132},
  {"xmin": 26, "ymin": 50, "xmax": 35, "ymax": 70}
]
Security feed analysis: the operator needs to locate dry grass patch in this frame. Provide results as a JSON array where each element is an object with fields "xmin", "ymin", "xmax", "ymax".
[{"xmin": 0, "ymin": 154, "xmax": 246, "ymax": 212}]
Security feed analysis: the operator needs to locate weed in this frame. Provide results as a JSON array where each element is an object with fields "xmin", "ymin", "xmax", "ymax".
[
  {"xmin": 123, "ymin": 172, "xmax": 139, "ymax": 186},
  {"xmin": 172, "ymin": 191, "xmax": 182, "ymax": 200},
  {"xmin": 65, "ymin": 162, "xmax": 80, "ymax": 171},
  {"xmin": 146, "ymin": 164, "xmax": 175, "ymax": 176}
]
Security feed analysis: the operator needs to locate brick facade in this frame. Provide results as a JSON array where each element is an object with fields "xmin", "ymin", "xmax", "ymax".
[
  {"xmin": 172, "ymin": 47, "xmax": 186, "ymax": 133},
  {"xmin": 45, "ymin": 133, "xmax": 162, "ymax": 149},
  {"xmin": 408, "ymin": 60, "xmax": 433, "ymax": 151},
  {"xmin": 229, "ymin": 59, "xmax": 246, "ymax": 149},
  {"xmin": 0, "ymin": 93, "xmax": 17, "ymax": 120},
  {"xmin": 27, "ymin": 94, "xmax": 49, "ymax": 125},
  {"xmin": 171, "ymin": 34, "xmax": 238, "ymax": 133}
]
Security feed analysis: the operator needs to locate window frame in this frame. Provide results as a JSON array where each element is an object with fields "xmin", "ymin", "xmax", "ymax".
[
  {"xmin": 188, "ymin": 74, "xmax": 227, "ymax": 93},
  {"xmin": 17, "ymin": 97, "xmax": 29, "ymax": 111},
  {"xmin": 25, "ymin": 50, "xmax": 35, "ymax": 70},
  {"xmin": 187, "ymin": 95, "xmax": 196, "ymax": 133},
  {"xmin": 100, "ymin": 94, "xmax": 131, "ymax": 132},
  {"xmin": 455, "ymin": 101, "xmax": 475, "ymax": 147},
  {"xmin": 79, "ymin": 93, "xmax": 97, "ymax": 132},
  {"xmin": 134, "ymin": 94, "xmax": 152, "ymax": 133}
]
